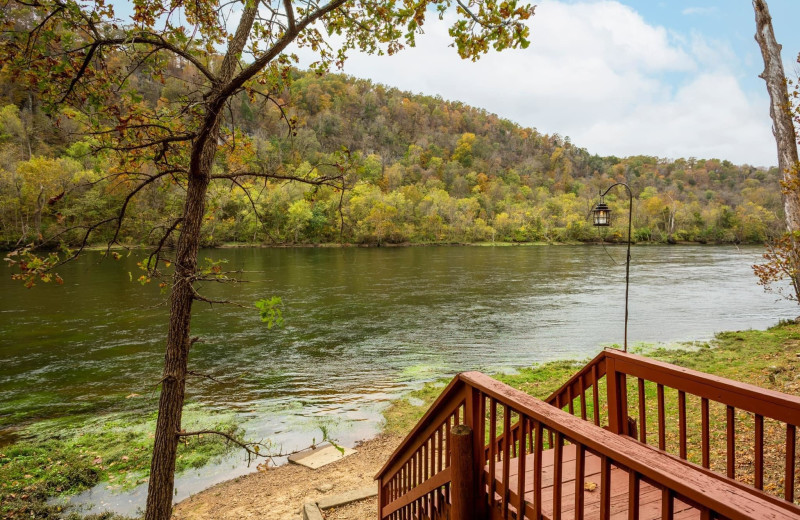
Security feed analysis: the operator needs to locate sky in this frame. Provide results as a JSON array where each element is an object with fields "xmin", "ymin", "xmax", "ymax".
[
  {"xmin": 110, "ymin": 0, "xmax": 800, "ymax": 167},
  {"xmin": 320, "ymin": 0, "xmax": 800, "ymax": 168}
]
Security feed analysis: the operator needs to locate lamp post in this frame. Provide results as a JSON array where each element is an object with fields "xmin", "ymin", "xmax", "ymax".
[{"xmin": 591, "ymin": 183, "xmax": 633, "ymax": 352}]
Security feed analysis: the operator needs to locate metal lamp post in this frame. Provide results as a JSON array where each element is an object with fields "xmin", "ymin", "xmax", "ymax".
[{"xmin": 591, "ymin": 183, "xmax": 633, "ymax": 352}]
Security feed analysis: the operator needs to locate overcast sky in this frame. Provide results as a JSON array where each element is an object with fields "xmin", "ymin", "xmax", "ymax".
[{"xmin": 320, "ymin": 0, "xmax": 800, "ymax": 168}]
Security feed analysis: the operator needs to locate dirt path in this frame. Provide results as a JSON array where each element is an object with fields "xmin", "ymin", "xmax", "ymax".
[{"xmin": 172, "ymin": 435, "xmax": 401, "ymax": 520}]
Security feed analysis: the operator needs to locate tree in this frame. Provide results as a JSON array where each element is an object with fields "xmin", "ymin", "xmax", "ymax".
[
  {"xmin": 753, "ymin": 0, "xmax": 800, "ymax": 302},
  {"xmin": 287, "ymin": 198, "xmax": 312, "ymax": 242},
  {"xmin": 0, "ymin": 1, "xmax": 535, "ymax": 518}
]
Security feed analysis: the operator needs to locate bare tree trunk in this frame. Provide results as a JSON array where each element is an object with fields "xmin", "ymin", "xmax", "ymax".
[
  {"xmin": 23, "ymin": 92, "xmax": 34, "ymax": 160},
  {"xmin": 753, "ymin": 0, "xmax": 800, "ymax": 300},
  {"xmin": 144, "ymin": 7, "xmax": 258, "ymax": 520},
  {"xmin": 143, "ymin": 168, "xmax": 209, "ymax": 520},
  {"xmin": 34, "ymin": 186, "xmax": 44, "ymax": 240},
  {"xmin": 753, "ymin": 0, "xmax": 800, "ymax": 231}
]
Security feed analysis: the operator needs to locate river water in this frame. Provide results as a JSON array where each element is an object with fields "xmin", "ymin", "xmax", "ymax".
[{"xmin": 0, "ymin": 245, "xmax": 796, "ymax": 514}]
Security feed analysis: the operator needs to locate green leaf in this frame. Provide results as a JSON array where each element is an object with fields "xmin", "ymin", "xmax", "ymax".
[{"xmin": 255, "ymin": 296, "xmax": 284, "ymax": 329}]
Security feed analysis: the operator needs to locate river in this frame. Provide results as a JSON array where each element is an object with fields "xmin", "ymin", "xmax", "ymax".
[{"xmin": 0, "ymin": 244, "xmax": 796, "ymax": 514}]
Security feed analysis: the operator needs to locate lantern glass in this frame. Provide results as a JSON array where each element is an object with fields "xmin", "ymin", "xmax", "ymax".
[{"xmin": 592, "ymin": 202, "xmax": 611, "ymax": 226}]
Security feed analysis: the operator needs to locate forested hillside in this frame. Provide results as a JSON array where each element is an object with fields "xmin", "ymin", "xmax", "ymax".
[{"xmin": 0, "ymin": 67, "xmax": 784, "ymax": 248}]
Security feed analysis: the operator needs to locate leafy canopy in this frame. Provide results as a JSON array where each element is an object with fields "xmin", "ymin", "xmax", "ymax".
[{"xmin": 1, "ymin": 0, "xmax": 535, "ymax": 279}]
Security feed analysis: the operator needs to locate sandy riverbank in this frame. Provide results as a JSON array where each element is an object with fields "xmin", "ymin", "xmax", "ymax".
[{"xmin": 172, "ymin": 435, "xmax": 401, "ymax": 520}]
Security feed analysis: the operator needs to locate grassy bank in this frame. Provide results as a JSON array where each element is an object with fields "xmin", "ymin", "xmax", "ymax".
[
  {"xmin": 0, "ymin": 403, "xmax": 239, "ymax": 519},
  {"xmin": 382, "ymin": 320, "xmax": 800, "ymax": 436},
  {"xmin": 4, "ymin": 321, "xmax": 799, "ymax": 519}
]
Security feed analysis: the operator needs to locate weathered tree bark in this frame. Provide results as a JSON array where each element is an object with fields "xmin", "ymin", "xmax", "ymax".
[
  {"xmin": 142, "ymin": 2, "xmax": 349, "ymax": 514},
  {"xmin": 753, "ymin": 0, "xmax": 800, "ymax": 302},
  {"xmin": 143, "ymin": 7, "xmax": 258, "ymax": 520},
  {"xmin": 143, "ymin": 172, "xmax": 207, "ymax": 520},
  {"xmin": 753, "ymin": 0, "xmax": 800, "ymax": 231}
]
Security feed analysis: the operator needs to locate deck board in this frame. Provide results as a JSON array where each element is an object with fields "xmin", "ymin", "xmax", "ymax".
[{"xmin": 489, "ymin": 444, "xmax": 700, "ymax": 519}]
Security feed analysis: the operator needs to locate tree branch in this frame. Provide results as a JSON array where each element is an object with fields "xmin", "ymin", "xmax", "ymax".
[
  {"xmin": 176, "ymin": 429, "xmax": 331, "ymax": 467},
  {"xmin": 107, "ymin": 169, "xmax": 182, "ymax": 251},
  {"xmin": 146, "ymin": 217, "xmax": 183, "ymax": 275},
  {"xmin": 187, "ymin": 370, "xmax": 223, "ymax": 384},
  {"xmin": 210, "ymin": 171, "xmax": 344, "ymax": 187},
  {"xmin": 58, "ymin": 33, "xmax": 218, "ymax": 103},
  {"xmin": 219, "ymin": 0, "xmax": 347, "ymax": 101},
  {"xmin": 283, "ymin": 0, "xmax": 296, "ymax": 31}
]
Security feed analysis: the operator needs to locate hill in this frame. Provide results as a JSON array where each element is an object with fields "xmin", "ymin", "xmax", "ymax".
[{"xmin": 0, "ymin": 68, "xmax": 785, "ymax": 247}]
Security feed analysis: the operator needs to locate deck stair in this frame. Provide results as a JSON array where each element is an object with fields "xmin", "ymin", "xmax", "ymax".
[{"xmin": 375, "ymin": 350, "xmax": 800, "ymax": 519}]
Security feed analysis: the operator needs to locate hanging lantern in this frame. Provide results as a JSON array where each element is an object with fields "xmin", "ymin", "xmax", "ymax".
[{"xmin": 592, "ymin": 198, "xmax": 611, "ymax": 227}]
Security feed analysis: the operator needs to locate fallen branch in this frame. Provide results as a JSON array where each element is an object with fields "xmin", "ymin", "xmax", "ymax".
[{"xmin": 176, "ymin": 429, "xmax": 321, "ymax": 466}]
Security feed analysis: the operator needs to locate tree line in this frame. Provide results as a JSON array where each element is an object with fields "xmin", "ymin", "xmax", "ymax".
[{"xmin": 0, "ymin": 68, "xmax": 784, "ymax": 249}]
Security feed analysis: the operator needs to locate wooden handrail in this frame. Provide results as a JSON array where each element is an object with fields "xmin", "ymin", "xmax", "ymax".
[
  {"xmin": 458, "ymin": 372, "xmax": 800, "ymax": 520},
  {"xmin": 376, "ymin": 375, "xmax": 468, "ymax": 520},
  {"xmin": 377, "ymin": 366, "xmax": 800, "ymax": 519},
  {"xmin": 606, "ymin": 349, "xmax": 800, "ymax": 424},
  {"xmin": 545, "ymin": 349, "xmax": 607, "ymax": 407},
  {"xmin": 546, "ymin": 349, "xmax": 800, "ymax": 505},
  {"xmin": 376, "ymin": 375, "xmax": 465, "ymax": 481},
  {"xmin": 460, "ymin": 371, "xmax": 798, "ymax": 520}
]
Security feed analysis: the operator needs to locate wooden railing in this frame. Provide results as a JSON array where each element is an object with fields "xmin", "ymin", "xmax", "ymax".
[
  {"xmin": 375, "ymin": 375, "xmax": 468, "ymax": 520},
  {"xmin": 376, "ymin": 367, "xmax": 800, "ymax": 519},
  {"xmin": 546, "ymin": 349, "xmax": 800, "ymax": 505}
]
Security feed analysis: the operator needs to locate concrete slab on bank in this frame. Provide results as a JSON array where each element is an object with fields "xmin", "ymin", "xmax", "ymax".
[
  {"xmin": 288, "ymin": 443, "xmax": 356, "ymax": 470},
  {"xmin": 302, "ymin": 485, "xmax": 378, "ymax": 520},
  {"xmin": 317, "ymin": 486, "xmax": 377, "ymax": 510}
]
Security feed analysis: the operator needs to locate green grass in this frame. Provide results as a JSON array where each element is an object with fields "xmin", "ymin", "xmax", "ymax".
[
  {"xmin": 382, "ymin": 320, "xmax": 800, "ymax": 439},
  {"xmin": 0, "ymin": 403, "xmax": 240, "ymax": 519}
]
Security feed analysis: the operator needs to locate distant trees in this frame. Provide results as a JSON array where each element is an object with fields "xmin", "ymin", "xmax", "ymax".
[
  {"xmin": 0, "ymin": 70, "xmax": 786, "ymax": 250},
  {"xmin": 0, "ymin": 7, "xmax": 789, "ymax": 255}
]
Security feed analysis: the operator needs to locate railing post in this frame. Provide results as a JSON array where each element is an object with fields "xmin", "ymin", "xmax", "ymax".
[
  {"xmin": 465, "ymin": 387, "xmax": 488, "ymax": 518},
  {"xmin": 606, "ymin": 355, "xmax": 624, "ymax": 434},
  {"xmin": 451, "ymin": 424, "xmax": 478, "ymax": 520},
  {"xmin": 377, "ymin": 476, "xmax": 384, "ymax": 520}
]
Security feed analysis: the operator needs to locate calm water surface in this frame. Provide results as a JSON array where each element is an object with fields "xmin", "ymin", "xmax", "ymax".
[{"xmin": 0, "ymin": 245, "xmax": 795, "ymax": 514}]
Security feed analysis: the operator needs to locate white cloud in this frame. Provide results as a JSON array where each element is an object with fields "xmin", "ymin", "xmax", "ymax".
[
  {"xmin": 582, "ymin": 73, "xmax": 773, "ymax": 162},
  {"xmin": 682, "ymin": 7, "xmax": 718, "ymax": 16},
  {"xmin": 298, "ymin": 0, "xmax": 776, "ymax": 166}
]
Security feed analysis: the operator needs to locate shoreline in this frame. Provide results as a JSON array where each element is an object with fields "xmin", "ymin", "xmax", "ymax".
[
  {"xmin": 172, "ymin": 321, "xmax": 800, "ymax": 519},
  {"xmin": 0, "ymin": 239, "xmax": 761, "ymax": 254},
  {"xmin": 3, "ymin": 320, "xmax": 799, "ymax": 518}
]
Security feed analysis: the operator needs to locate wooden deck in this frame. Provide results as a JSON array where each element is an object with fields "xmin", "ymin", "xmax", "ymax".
[
  {"xmin": 492, "ymin": 445, "xmax": 699, "ymax": 520},
  {"xmin": 376, "ymin": 350, "xmax": 800, "ymax": 520}
]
